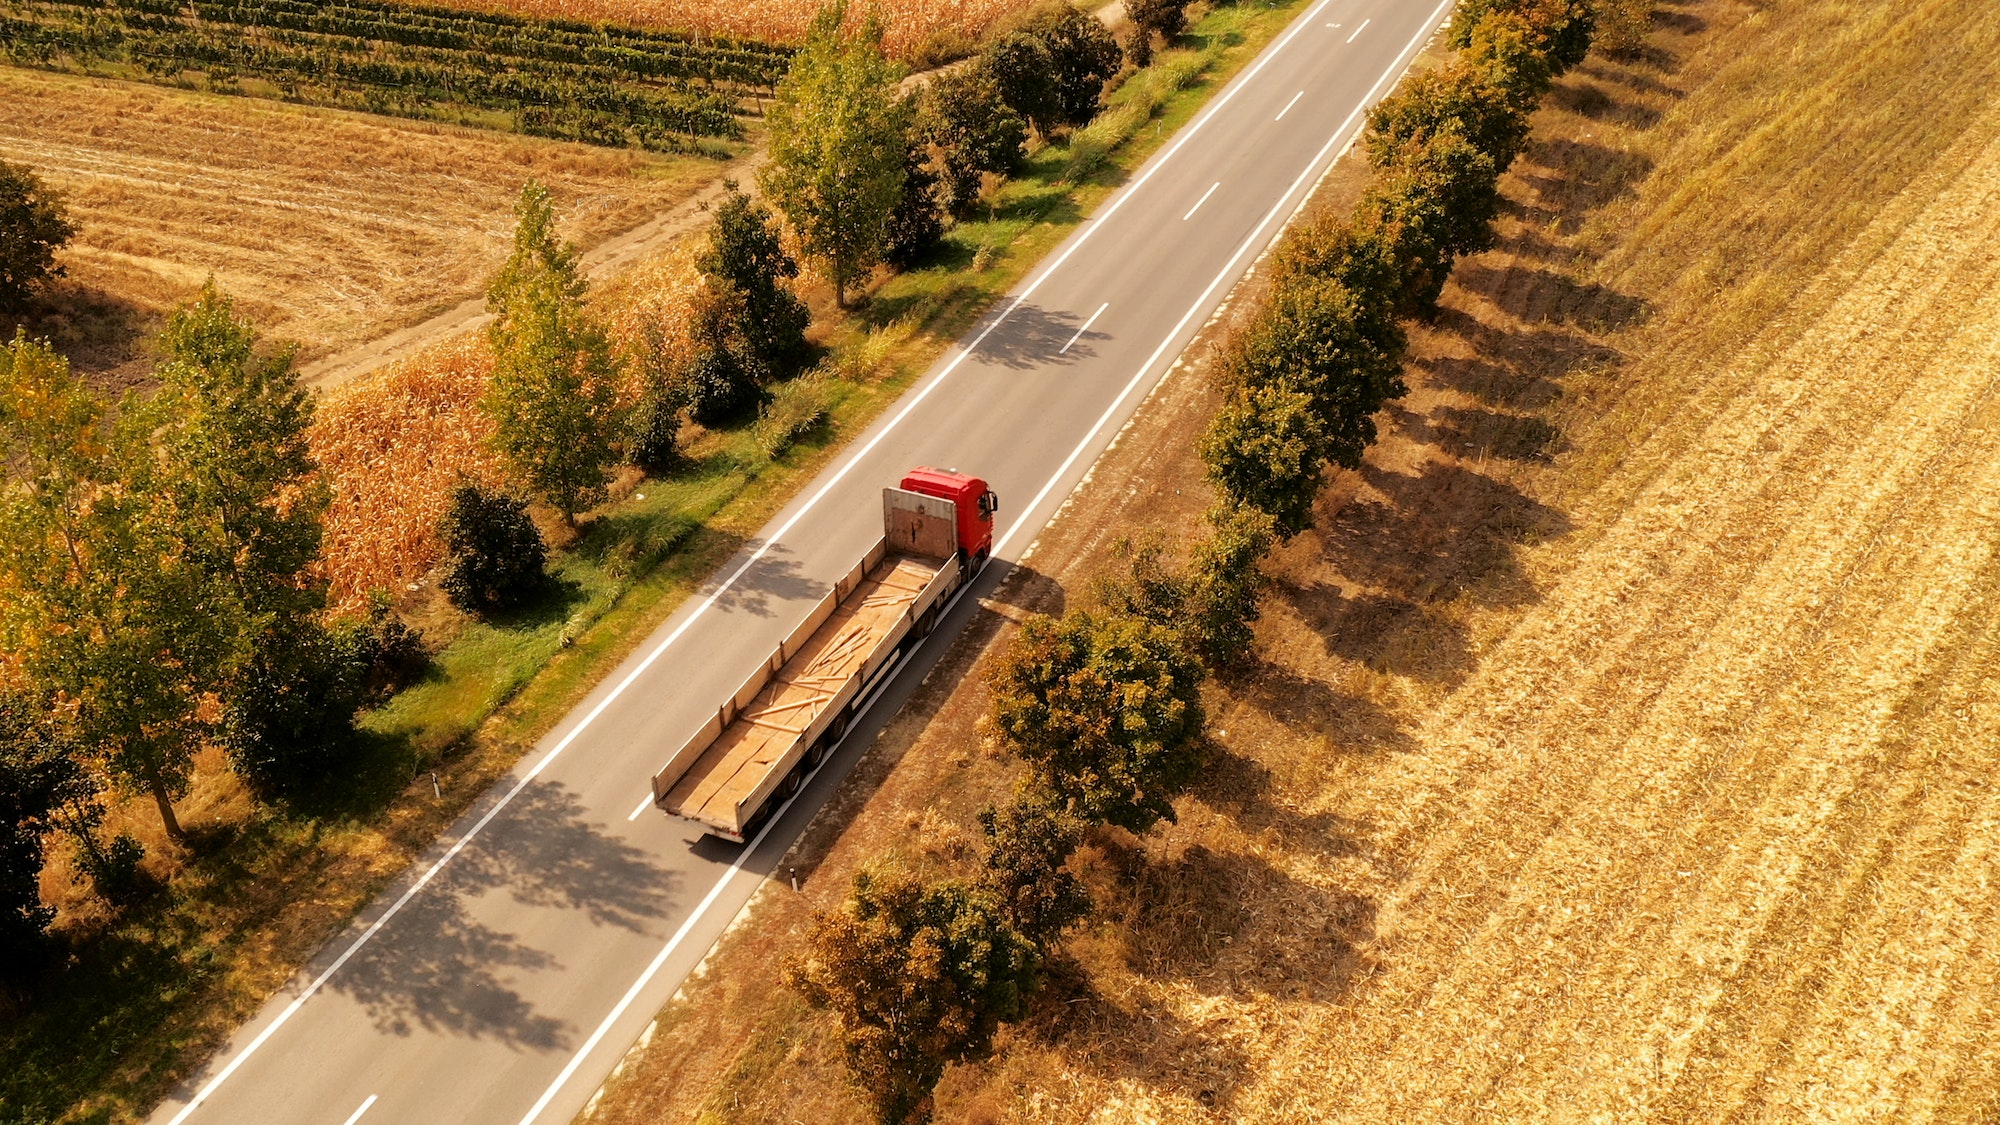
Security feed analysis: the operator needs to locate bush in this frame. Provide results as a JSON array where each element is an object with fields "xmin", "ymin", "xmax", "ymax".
[
  {"xmin": 438, "ymin": 484, "xmax": 547, "ymax": 613},
  {"xmin": 1356, "ymin": 124, "xmax": 1504, "ymax": 316},
  {"xmin": 222, "ymin": 621, "xmax": 369, "ymax": 801},
  {"xmin": 0, "ymin": 161, "xmax": 73, "ymax": 312},
  {"xmin": 1230, "ymin": 272, "xmax": 1406, "ymax": 469},
  {"xmin": 1184, "ymin": 503, "xmax": 1276, "ymax": 669},
  {"xmin": 787, "ymin": 870, "xmax": 1040, "ymax": 1125},
  {"xmin": 988, "ymin": 608, "xmax": 1206, "ymax": 834},
  {"xmin": 1449, "ymin": 0, "xmax": 1596, "ymax": 76},
  {"xmin": 915, "ymin": 61, "xmax": 1027, "ymax": 216},
  {"xmin": 1366, "ymin": 63, "xmax": 1532, "ymax": 170},
  {"xmin": 884, "ymin": 138, "xmax": 949, "ymax": 267},
  {"xmin": 697, "ymin": 184, "xmax": 812, "ymax": 377},
  {"xmin": 626, "ymin": 373, "xmax": 689, "ymax": 474}
]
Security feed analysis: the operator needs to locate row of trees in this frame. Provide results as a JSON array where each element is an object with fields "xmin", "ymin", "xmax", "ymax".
[{"xmin": 784, "ymin": 0, "xmax": 1612, "ymax": 1119}]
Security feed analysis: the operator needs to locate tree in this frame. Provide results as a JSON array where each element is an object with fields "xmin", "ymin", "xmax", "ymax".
[
  {"xmin": 0, "ymin": 693, "xmax": 93, "ymax": 974},
  {"xmin": 1230, "ymin": 273, "xmax": 1407, "ymax": 471},
  {"xmin": 1366, "ymin": 63, "xmax": 1532, "ymax": 171},
  {"xmin": 1449, "ymin": 0, "xmax": 1595, "ymax": 77},
  {"xmin": 988, "ymin": 608, "xmax": 1206, "ymax": 834},
  {"xmin": 0, "ymin": 332, "xmax": 227, "ymax": 841},
  {"xmin": 1359, "ymin": 124, "xmax": 1505, "ymax": 315},
  {"xmin": 1458, "ymin": 10, "xmax": 1559, "ymax": 108},
  {"xmin": 484, "ymin": 181, "xmax": 622, "ymax": 523},
  {"xmin": 1020, "ymin": 2, "xmax": 1123, "ymax": 129},
  {"xmin": 1182, "ymin": 503, "xmax": 1275, "ymax": 669},
  {"xmin": 0, "ymin": 161, "xmax": 74, "ymax": 312},
  {"xmin": 696, "ymin": 184, "xmax": 811, "ymax": 377},
  {"xmin": 884, "ymin": 134, "xmax": 949, "ymax": 268},
  {"xmin": 982, "ymin": 31, "xmax": 1063, "ymax": 139},
  {"xmin": 787, "ymin": 870, "xmax": 1040, "ymax": 1124},
  {"xmin": 915, "ymin": 61, "xmax": 1027, "ymax": 217},
  {"xmin": 978, "ymin": 784, "xmax": 1090, "ymax": 948},
  {"xmin": 135, "ymin": 284, "xmax": 355, "ymax": 798},
  {"xmin": 1198, "ymin": 377, "xmax": 1328, "ymax": 540},
  {"xmin": 761, "ymin": 2, "xmax": 909, "ymax": 308},
  {"xmin": 1124, "ymin": 0, "xmax": 1191, "ymax": 68},
  {"xmin": 439, "ymin": 483, "xmax": 547, "ymax": 613}
]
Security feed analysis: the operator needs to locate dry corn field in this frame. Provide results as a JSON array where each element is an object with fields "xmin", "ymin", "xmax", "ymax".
[
  {"xmin": 0, "ymin": 67, "xmax": 719, "ymax": 385},
  {"xmin": 581, "ymin": 0, "xmax": 2000, "ymax": 1122},
  {"xmin": 438, "ymin": 0, "xmax": 1036, "ymax": 59},
  {"xmin": 311, "ymin": 243, "xmax": 710, "ymax": 611}
]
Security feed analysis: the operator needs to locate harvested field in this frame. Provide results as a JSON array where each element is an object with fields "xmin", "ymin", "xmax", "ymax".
[
  {"xmin": 579, "ymin": 1, "xmax": 2000, "ymax": 1122},
  {"xmin": 0, "ymin": 67, "xmax": 723, "ymax": 387}
]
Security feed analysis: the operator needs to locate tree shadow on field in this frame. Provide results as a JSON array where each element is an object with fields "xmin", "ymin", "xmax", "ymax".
[
  {"xmin": 1228, "ymin": 657, "xmax": 1418, "ymax": 758},
  {"xmin": 1514, "ymin": 138, "xmax": 1658, "ymax": 233},
  {"xmin": 1550, "ymin": 78, "xmax": 1665, "ymax": 131},
  {"xmin": 330, "ymin": 779, "xmax": 678, "ymax": 1045},
  {"xmin": 1276, "ymin": 578, "xmax": 1479, "ymax": 686},
  {"xmin": 3, "ymin": 281, "xmax": 160, "ymax": 394},
  {"xmin": 1394, "ymin": 401, "xmax": 1566, "ymax": 464},
  {"xmin": 1453, "ymin": 261, "xmax": 1653, "ymax": 336},
  {"xmin": 1192, "ymin": 744, "xmax": 1376, "ymax": 860}
]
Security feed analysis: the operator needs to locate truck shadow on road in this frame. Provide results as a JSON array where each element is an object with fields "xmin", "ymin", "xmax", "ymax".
[{"xmin": 329, "ymin": 780, "xmax": 679, "ymax": 1047}]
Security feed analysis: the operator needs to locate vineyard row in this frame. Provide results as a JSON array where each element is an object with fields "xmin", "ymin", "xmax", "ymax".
[{"xmin": 0, "ymin": 0, "xmax": 797, "ymax": 148}]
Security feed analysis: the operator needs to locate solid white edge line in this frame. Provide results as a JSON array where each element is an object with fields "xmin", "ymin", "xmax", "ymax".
[
  {"xmin": 626, "ymin": 793, "xmax": 654, "ymax": 822},
  {"xmin": 1276, "ymin": 89, "xmax": 1305, "ymax": 120},
  {"xmin": 162, "ymin": 0, "xmax": 1402, "ymax": 1119},
  {"xmin": 515, "ymin": 639, "xmax": 930, "ymax": 1125},
  {"xmin": 1182, "ymin": 181, "xmax": 1222, "ymax": 221},
  {"xmin": 1060, "ymin": 302, "xmax": 1111, "ymax": 354},
  {"xmin": 340, "ymin": 1095, "xmax": 378, "ymax": 1125},
  {"xmin": 1347, "ymin": 16, "xmax": 1371, "ymax": 43}
]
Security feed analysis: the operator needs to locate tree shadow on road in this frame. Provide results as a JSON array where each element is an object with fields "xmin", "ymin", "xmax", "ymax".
[{"xmin": 331, "ymin": 780, "xmax": 680, "ymax": 1046}]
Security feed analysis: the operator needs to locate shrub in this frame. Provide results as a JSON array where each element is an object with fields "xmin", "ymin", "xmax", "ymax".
[
  {"xmin": 983, "ymin": 31, "xmax": 1062, "ymax": 137},
  {"xmin": 222, "ymin": 621, "xmax": 369, "ymax": 801},
  {"xmin": 752, "ymin": 376, "xmax": 832, "ymax": 459},
  {"xmin": 988, "ymin": 607, "xmax": 1206, "ymax": 833},
  {"xmin": 1449, "ymin": 0, "xmax": 1596, "ymax": 76},
  {"xmin": 1229, "ymin": 272, "xmax": 1406, "ymax": 470},
  {"xmin": 697, "ymin": 184, "xmax": 812, "ymax": 377},
  {"xmin": 0, "ymin": 161, "xmax": 73, "ymax": 312},
  {"xmin": 1366, "ymin": 63, "xmax": 1532, "ymax": 170},
  {"xmin": 787, "ymin": 870, "xmax": 1040, "ymax": 1125},
  {"xmin": 1184, "ymin": 503, "xmax": 1276, "ymax": 669},
  {"xmin": 916, "ymin": 61, "xmax": 1027, "ymax": 215},
  {"xmin": 438, "ymin": 484, "xmax": 547, "ymax": 613},
  {"xmin": 884, "ymin": 136, "xmax": 950, "ymax": 267}
]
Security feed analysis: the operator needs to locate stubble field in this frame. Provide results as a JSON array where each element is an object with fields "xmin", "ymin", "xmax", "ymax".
[
  {"xmin": 0, "ymin": 67, "xmax": 723, "ymax": 387},
  {"xmin": 579, "ymin": 0, "xmax": 2000, "ymax": 1122}
]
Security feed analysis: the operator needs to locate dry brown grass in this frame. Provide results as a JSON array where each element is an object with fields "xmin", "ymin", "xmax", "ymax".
[
  {"xmin": 578, "ymin": 1, "xmax": 2000, "ymax": 1123},
  {"xmin": 0, "ymin": 67, "xmax": 722, "ymax": 387}
]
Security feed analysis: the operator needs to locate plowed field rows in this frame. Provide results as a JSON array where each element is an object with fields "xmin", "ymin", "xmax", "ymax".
[{"xmin": 0, "ymin": 67, "xmax": 718, "ymax": 382}]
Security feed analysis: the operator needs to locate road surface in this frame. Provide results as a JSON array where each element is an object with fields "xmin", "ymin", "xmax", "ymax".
[{"xmin": 150, "ymin": 1, "xmax": 1456, "ymax": 1121}]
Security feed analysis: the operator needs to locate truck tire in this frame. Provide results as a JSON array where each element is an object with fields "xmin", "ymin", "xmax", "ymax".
[{"xmin": 778, "ymin": 762, "xmax": 804, "ymax": 799}]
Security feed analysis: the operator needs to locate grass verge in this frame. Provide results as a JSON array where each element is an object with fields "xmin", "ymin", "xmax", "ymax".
[{"xmin": 0, "ymin": 3, "xmax": 1321, "ymax": 1122}]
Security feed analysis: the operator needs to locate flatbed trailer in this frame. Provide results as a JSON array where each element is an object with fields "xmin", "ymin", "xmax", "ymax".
[{"xmin": 651, "ymin": 470, "xmax": 996, "ymax": 842}]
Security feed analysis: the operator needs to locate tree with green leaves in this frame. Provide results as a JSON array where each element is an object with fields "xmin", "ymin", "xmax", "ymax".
[
  {"xmin": 484, "ymin": 181, "xmax": 621, "ymax": 523},
  {"xmin": 989, "ymin": 607, "xmax": 1206, "ymax": 834},
  {"xmin": 885, "ymin": 132, "xmax": 949, "ymax": 268},
  {"xmin": 0, "ymin": 332, "xmax": 228, "ymax": 841},
  {"xmin": 697, "ymin": 183, "xmax": 812, "ymax": 377},
  {"xmin": 761, "ymin": 2, "xmax": 909, "ymax": 308},
  {"xmin": 0, "ymin": 161, "xmax": 74, "ymax": 312},
  {"xmin": 1358, "ymin": 124, "xmax": 1505, "ymax": 316},
  {"xmin": 1183, "ymin": 503, "xmax": 1276, "ymax": 669},
  {"xmin": 1124, "ymin": 0, "xmax": 1191, "ymax": 68},
  {"xmin": 1198, "ymin": 378, "xmax": 1328, "ymax": 540},
  {"xmin": 1366, "ymin": 62, "xmax": 1533, "ymax": 171},
  {"xmin": 1229, "ymin": 272, "xmax": 1407, "ymax": 470},
  {"xmin": 978, "ymin": 784, "xmax": 1090, "ymax": 948},
  {"xmin": 135, "ymin": 282, "xmax": 354, "ymax": 800},
  {"xmin": 1019, "ymin": 2, "xmax": 1123, "ymax": 129},
  {"xmin": 915, "ymin": 61, "xmax": 1027, "ymax": 217},
  {"xmin": 439, "ymin": 483, "xmax": 547, "ymax": 613},
  {"xmin": 982, "ymin": 31, "xmax": 1063, "ymax": 139},
  {"xmin": 787, "ymin": 869, "xmax": 1040, "ymax": 1124},
  {"xmin": 1450, "ymin": 0, "xmax": 1595, "ymax": 77},
  {"xmin": 0, "ymin": 693, "xmax": 93, "ymax": 974}
]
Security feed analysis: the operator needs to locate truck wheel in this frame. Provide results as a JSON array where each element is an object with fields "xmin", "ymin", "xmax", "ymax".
[
  {"xmin": 778, "ymin": 763, "xmax": 804, "ymax": 799},
  {"xmin": 917, "ymin": 604, "xmax": 940, "ymax": 637}
]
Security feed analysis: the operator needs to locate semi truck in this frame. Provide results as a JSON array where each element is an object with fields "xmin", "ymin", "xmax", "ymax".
[{"xmin": 650, "ymin": 468, "xmax": 998, "ymax": 843}]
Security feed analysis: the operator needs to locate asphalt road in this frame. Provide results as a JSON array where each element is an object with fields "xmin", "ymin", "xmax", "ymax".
[{"xmin": 149, "ymin": 2, "xmax": 1455, "ymax": 1121}]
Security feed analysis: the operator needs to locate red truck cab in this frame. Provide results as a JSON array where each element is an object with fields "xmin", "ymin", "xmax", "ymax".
[{"xmin": 900, "ymin": 467, "xmax": 997, "ymax": 562}]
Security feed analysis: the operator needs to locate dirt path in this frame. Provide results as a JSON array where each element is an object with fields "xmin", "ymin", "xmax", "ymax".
[{"xmin": 297, "ymin": 152, "xmax": 764, "ymax": 390}]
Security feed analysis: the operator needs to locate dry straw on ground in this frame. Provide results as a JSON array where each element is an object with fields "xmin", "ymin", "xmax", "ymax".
[
  {"xmin": 0, "ymin": 67, "xmax": 718, "ymax": 385},
  {"xmin": 579, "ymin": 0, "xmax": 2000, "ymax": 1122}
]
